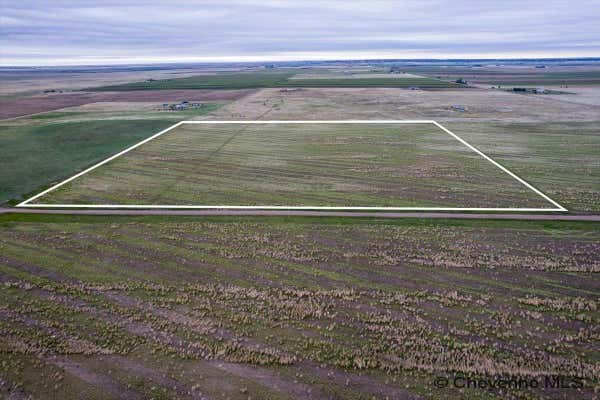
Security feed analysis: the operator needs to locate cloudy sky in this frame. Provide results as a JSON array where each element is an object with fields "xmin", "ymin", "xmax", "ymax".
[{"xmin": 1, "ymin": 0, "xmax": 599, "ymax": 66}]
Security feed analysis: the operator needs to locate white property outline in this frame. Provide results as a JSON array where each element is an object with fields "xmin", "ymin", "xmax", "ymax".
[{"xmin": 17, "ymin": 120, "xmax": 567, "ymax": 212}]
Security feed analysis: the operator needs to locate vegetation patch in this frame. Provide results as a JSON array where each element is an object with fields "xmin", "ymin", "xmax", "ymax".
[
  {"xmin": 90, "ymin": 71, "xmax": 459, "ymax": 91},
  {"xmin": 0, "ymin": 104, "xmax": 223, "ymax": 204},
  {"xmin": 29, "ymin": 122, "xmax": 551, "ymax": 209},
  {"xmin": 0, "ymin": 218, "xmax": 599, "ymax": 398}
]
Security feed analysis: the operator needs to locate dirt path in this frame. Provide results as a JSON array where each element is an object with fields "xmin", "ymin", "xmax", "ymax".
[{"xmin": 1, "ymin": 208, "xmax": 599, "ymax": 221}]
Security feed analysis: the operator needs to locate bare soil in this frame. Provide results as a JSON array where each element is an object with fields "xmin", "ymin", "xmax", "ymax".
[{"xmin": 0, "ymin": 90, "xmax": 255, "ymax": 119}]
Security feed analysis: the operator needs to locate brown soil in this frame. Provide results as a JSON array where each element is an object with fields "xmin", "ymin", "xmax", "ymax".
[
  {"xmin": 208, "ymin": 361, "xmax": 324, "ymax": 400},
  {"xmin": 48, "ymin": 356, "xmax": 146, "ymax": 400},
  {"xmin": 0, "ymin": 376, "xmax": 34, "ymax": 400},
  {"xmin": 0, "ymin": 90, "xmax": 255, "ymax": 119},
  {"xmin": 301, "ymin": 361, "xmax": 421, "ymax": 400}
]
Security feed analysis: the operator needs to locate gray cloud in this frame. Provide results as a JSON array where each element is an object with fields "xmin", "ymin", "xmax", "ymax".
[{"xmin": 1, "ymin": 0, "xmax": 599, "ymax": 65}]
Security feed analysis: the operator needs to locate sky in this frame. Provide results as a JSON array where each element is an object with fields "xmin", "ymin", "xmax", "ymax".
[{"xmin": 1, "ymin": 0, "xmax": 599, "ymax": 66}]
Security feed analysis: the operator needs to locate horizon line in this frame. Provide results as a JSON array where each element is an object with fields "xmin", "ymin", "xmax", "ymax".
[{"xmin": 2, "ymin": 55, "xmax": 599, "ymax": 69}]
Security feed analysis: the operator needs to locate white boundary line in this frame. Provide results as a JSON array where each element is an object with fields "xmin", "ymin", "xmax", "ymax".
[{"xmin": 17, "ymin": 120, "xmax": 567, "ymax": 212}]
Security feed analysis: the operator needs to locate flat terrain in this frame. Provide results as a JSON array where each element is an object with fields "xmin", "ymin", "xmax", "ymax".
[
  {"xmin": 208, "ymin": 86, "xmax": 600, "ymax": 212},
  {"xmin": 91, "ymin": 71, "xmax": 459, "ymax": 91},
  {"xmin": 0, "ymin": 89, "xmax": 252, "ymax": 120},
  {"xmin": 1, "ymin": 62, "xmax": 599, "ymax": 400},
  {"xmin": 0, "ymin": 214, "xmax": 598, "ymax": 399},
  {"xmin": 0, "ymin": 66, "xmax": 250, "ymax": 96},
  {"xmin": 289, "ymin": 72, "xmax": 424, "ymax": 80},
  {"xmin": 0, "ymin": 103, "xmax": 224, "ymax": 204},
  {"xmin": 401, "ymin": 65, "xmax": 600, "ymax": 86},
  {"xmin": 4, "ymin": 208, "xmax": 600, "ymax": 221},
  {"xmin": 30, "ymin": 122, "xmax": 551, "ymax": 209}
]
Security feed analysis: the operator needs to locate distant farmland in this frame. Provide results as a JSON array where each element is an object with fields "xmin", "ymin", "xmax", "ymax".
[
  {"xmin": 91, "ymin": 71, "xmax": 460, "ymax": 91},
  {"xmin": 403, "ymin": 66, "xmax": 600, "ymax": 86}
]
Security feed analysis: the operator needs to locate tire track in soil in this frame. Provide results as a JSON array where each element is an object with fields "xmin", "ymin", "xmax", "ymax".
[
  {"xmin": 0, "ymin": 309, "xmax": 146, "ymax": 400},
  {"xmin": 9, "ymin": 286, "xmax": 313, "ymax": 399}
]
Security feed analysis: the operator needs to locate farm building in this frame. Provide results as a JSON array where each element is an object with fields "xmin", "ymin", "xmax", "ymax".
[{"xmin": 160, "ymin": 101, "xmax": 203, "ymax": 111}]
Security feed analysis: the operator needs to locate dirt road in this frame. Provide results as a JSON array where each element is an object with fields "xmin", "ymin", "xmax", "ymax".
[{"xmin": 1, "ymin": 208, "xmax": 599, "ymax": 221}]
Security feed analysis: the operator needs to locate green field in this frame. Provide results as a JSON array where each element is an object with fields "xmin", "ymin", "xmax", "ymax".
[
  {"xmin": 0, "ymin": 120, "xmax": 174, "ymax": 205},
  {"xmin": 2, "ymin": 63, "xmax": 599, "ymax": 400},
  {"xmin": 90, "ymin": 71, "xmax": 459, "ymax": 91},
  {"xmin": 402, "ymin": 66, "xmax": 600, "ymax": 85},
  {"xmin": 0, "ymin": 104, "xmax": 222, "ymax": 205},
  {"xmin": 446, "ymin": 121, "xmax": 600, "ymax": 212},
  {"xmin": 30, "ymin": 122, "xmax": 552, "ymax": 208},
  {"xmin": 1, "ymin": 214, "xmax": 598, "ymax": 399}
]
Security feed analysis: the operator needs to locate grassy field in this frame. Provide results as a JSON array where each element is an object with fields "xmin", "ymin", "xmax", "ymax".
[
  {"xmin": 0, "ymin": 214, "xmax": 598, "ymax": 399},
  {"xmin": 445, "ymin": 121, "xmax": 600, "ymax": 212},
  {"xmin": 0, "ymin": 104, "xmax": 222, "ymax": 205},
  {"xmin": 403, "ymin": 66, "xmax": 600, "ymax": 86},
  {"xmin": 31, "ymin": 122, "xmax": 552, "ymax": 208},
  {"xmin": 2, "ymin": 64, "xmax": 599, "ymax": 400},
  {"xmin": 90, "ymin": 71, "xmax": 458, "ymax": 91},
  {"xmin": 209, "ymin": 86, "xmax": 600, "ymax": 212}
]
